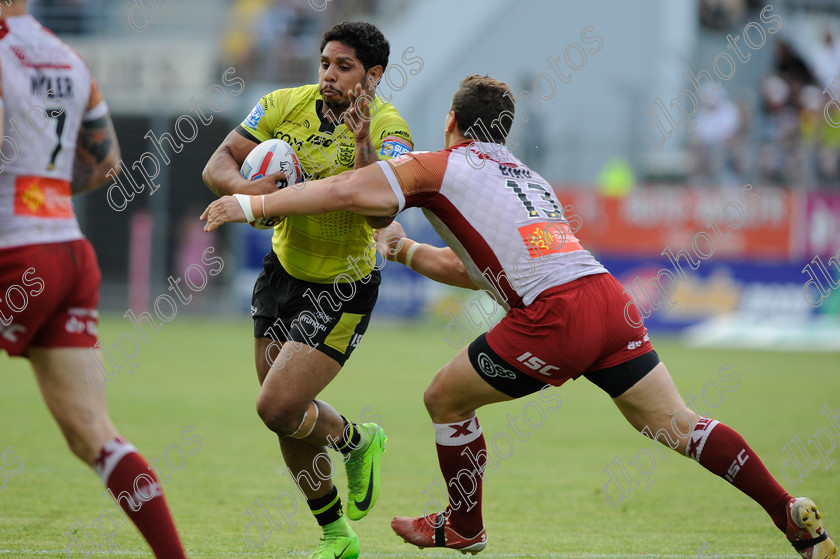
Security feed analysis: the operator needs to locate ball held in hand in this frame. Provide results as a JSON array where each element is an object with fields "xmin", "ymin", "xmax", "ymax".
[{"xmin": 239, "ymin": 139, "xmax": 305, "ymax": 229}]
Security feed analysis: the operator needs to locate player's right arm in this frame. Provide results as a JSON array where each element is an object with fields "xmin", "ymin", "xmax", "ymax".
[
  {"xmin": 202, "ymin": 130, "xmax": 285, "ymax": 197},
  {"xmin": 202, "ymin": 92, "xmax": 288, "ymax": 197}
]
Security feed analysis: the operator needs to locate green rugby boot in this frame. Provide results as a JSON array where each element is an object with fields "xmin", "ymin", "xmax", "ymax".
[
  {"xmin": 345, "ymin": 422, "xmax": 386, "ymax": 521},
  {"xmin": 309, "ymin": 521, "xmax": 360, "ymax": 559}
]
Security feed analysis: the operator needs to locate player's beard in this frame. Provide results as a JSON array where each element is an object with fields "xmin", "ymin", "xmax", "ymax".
[
  {"xmin": 323, "ymin": 97, "xmax": 350, "ymax": 114},
  {"xmin": 320, "ymin": 85, "xmax": 350, "ymax": 115}
]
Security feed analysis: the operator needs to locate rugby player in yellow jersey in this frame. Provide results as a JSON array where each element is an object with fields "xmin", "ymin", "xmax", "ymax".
[{"xmin": 202, "ymin": 21, "xmax": 412, "ymax": 559}]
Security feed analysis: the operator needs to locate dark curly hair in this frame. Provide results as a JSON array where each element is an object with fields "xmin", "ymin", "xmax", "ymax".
[{"xmin": 320, "ymin": 21, "xmax": 390, "ymax": 72}]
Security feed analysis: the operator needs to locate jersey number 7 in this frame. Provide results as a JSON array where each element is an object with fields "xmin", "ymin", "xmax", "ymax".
[{"xmin": 45, "ymin": 106, "xmax": 67, "ymax": 171}]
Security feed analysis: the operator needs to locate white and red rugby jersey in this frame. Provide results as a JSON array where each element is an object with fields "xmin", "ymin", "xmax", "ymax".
[
  {"xmin": 0, "ymin": 14, "xmax": 108, "ymax": 249},
  {"xmin": 378, "ymin": 141, "xmax": 607, "ymax": 309}
]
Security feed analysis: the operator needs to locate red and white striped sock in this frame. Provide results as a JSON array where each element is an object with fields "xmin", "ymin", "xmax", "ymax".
[
  {"xmin": 93, "ymin": 437, "xmax": 187, "ymax": 558},
  {"xmin": 686, "ymin": 418, "xmax": 791, "ymax": 532}
]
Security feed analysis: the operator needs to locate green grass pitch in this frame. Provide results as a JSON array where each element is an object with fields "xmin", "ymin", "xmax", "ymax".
[{"xmin": 1, "ymin": 315, "xmax": 838, "ymax": 557}]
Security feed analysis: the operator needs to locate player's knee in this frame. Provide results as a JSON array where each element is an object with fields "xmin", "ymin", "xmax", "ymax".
[
  {"xmin": 256, "ymin": 396, "xmax": 307, "ymax": 436},
  {"xmin": 423, "ymin": 380, "xmax": 460, "ymax": 422},
  {"xmin": 423, "ymin": 380, "xmax": 442, "ymax": 414}
]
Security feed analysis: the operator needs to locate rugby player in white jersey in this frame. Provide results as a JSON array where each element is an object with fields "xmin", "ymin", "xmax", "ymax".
[
  {"xmin": 0, "ymin": 1, "xmax": 187, "ymax": 556},
  {"xmin": 202, "ymin": 75, "xmax": 837, "ymax": 559}
]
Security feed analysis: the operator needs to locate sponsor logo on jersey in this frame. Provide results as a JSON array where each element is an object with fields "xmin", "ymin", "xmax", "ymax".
[
  {"xmin": 10, "ymin": 45, "xmax": 72, "ymax": 69},
  {"xmin": 244, "ymin": 103, "xmax": 266, "ymax": 129},
  {"xmin": 518, "ymin": 221, "xmax": 582, "ymax": 259},
  {"xmin": 380, "ymin": 129, "xmax": 410, "ymax": 141},
  {"xmin": 379, "ymin": 137, "xmax": 412, "ymax": 158},
  {"xmin": 281, "ymin": 118, "xmax": 311, "ymax": 129},
  {"xmin": 389, "ymin": 153, "xmax": 413, "ymax": 166},
  {"xmin": 14, "ymin": 176, "xmax": 73, "ymax": 218}
]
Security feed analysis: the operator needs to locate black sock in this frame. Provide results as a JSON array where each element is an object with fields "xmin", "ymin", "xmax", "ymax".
[
  {"xmin": 307, "ymin": 486, "xmax": 343, "ymax": 526},
  {"xmin": 332, "ymin": 416, "xmax": 362, "ymax": 455}
]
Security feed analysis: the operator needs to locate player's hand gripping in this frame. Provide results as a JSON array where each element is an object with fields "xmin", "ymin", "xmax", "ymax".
[
  {"xmin": 373, "ymin": 221, "xmax": 407, "ymax": 261},
  {"xmin": 241, "ymin": 170, "xmax": 291, "ymax": 195},
  {"xmin": 345, "ymin": 82, "xmax": 373, "ymax": 141},
  {"xmin": 200, "ymin": 196, "xmax": 248, "ymax": 231}
]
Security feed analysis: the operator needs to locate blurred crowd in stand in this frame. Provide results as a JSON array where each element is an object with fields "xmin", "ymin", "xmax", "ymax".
[
  {"xmin": 220, "ymin": 0, "xmax": 377, "ymax": 84},
  {"xmin": 691, "ymin": 0, "xmax": 840, "ymax": 188}
]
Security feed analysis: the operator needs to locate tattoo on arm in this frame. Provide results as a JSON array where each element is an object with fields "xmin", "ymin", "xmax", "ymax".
[
  {"xmin": 78, "ymin": 116, "xmax": 113, "ymax": 163},
  {"xmin": 354, "ymin": 136, "xmax": 379, "ymax": 169},
  {"xmin": 72, "ymin": 115, "xmax": 119, "ymax": 193}
]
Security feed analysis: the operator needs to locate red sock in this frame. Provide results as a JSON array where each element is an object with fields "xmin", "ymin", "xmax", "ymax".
[
  {"xmin": 93, "ymin": 437, "xmax": 187, "ymax": 558},
  {"xmin": 433, "ymin": 416, "xmax": 486, "ymax": 537},
  {"xmin": 686, "ymin": 418, "xmax": 791, "ymax": 532}
]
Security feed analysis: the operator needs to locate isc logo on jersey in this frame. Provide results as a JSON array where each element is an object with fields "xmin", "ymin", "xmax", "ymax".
[
  {"xmin": 245, "ymin": 103, "xmax": 266, "ymax": 129},
  {"xmin": 379, "ymin": 137, "xmax": 412, "ymax": 158}
]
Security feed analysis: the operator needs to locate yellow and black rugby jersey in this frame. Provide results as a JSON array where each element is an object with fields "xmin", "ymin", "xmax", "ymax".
[{"xmin": 238, "ymin": 84, "xmax": 413, "ymax": 283}]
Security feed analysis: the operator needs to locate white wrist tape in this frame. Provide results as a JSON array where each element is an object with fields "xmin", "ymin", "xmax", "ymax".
[
  {"xmin": 233, "ymin": 193, "xmax": 255, "ymax": 222},
  {"xmin": 405, "ymin": 242, "xmax": 420, "ymax": 270}
]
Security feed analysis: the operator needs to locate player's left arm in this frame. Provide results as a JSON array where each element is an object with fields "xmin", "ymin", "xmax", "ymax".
[
  {"xmin": 201, "ymin": 162, "xmax": 398, "ymax": 230},
  {"xmin": 72, "ymin": 80, "xmax": 121, "ymax": 193},
  {"xmin": 345, "ymin": 84, "xmax": 412, "ymax": 228},
  {"xmin": 345, "ymin": 84, "xmax": 379, "ymax": 169}
]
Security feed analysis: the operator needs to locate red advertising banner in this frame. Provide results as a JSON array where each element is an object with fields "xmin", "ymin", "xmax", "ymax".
[{"xmin": 553, "ymin": 185, "xmax": 795, "ymax": 259}]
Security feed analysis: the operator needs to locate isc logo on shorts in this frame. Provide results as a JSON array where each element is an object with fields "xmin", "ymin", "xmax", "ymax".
[
  {"xmin": 477, "ymin": 352, "xmax": 517, "ymax": 380},
  {"xmin": 516, "ymin": 352, "xmax": 559, "ymax": 376}
]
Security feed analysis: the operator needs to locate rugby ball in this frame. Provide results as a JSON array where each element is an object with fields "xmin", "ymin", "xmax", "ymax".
[{"xmin": 239, "ymin": 139, "xmax": 305, "ymax": 229}]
